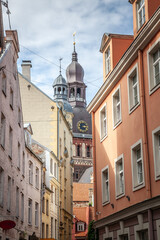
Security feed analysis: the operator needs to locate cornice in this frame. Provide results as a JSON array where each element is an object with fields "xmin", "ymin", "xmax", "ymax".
[{"xmin": 87, "ymin": 7, "xmax": 160, "ymax": 113}]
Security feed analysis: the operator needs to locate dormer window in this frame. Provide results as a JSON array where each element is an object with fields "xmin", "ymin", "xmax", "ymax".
[
  {"xmin": 105, "ymin": 47, "xmax": 111, "ymax": 76},
  {"xmin": 137, "ymin": 0, "xmax": 145, "ymax": 30},
  {"xmin": 77, "ymin": 222, "xmax": 85, "ymax": 232}
]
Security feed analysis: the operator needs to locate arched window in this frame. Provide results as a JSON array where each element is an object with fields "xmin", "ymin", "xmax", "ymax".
[
  {"xmin": 58, "ymin": 87, "xmax": 61, "ymax": 94},
  {"xmin": 54, "ymin": 88, "xmax": 56, "ymax": 95},
  {"xmin": 77, "ymin": 145, "xmax": 81, "ymax": 157},
  {"xmin": 86, "ymin": 146, "xmax": 90, "ymax": 158},
  {"xmin": 63, "ymin": 87, "xmax": 65, "ymax": 94},
  {"xmin": 70, "ymin": 88, "xmax": 75, "ymax": 97},
  {"xmin": 77, "ymin": 88, "xmax": 81, "ymax": 98}
]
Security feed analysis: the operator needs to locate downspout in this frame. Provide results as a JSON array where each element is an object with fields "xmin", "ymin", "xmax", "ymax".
[
  {"xmin": 57, "ymin": 102, "xmax": 61, "ymax": 240},
  {"xmin": 92, "ymin": 112, "xmax": 97, "ymax": 221},
  {"xmin": 138, "ymin": 50, "xmax": 153, "ymax": 240}
]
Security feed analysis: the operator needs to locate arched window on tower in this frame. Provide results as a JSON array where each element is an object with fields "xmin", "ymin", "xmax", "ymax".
[
  {"xmin": 77, "ymin": 145, "xmax": 81, "ymax": 157},
  {"xmin": 54, "ymin": 88, "xmax": 56, "ymax": 95},
  {"xmin": 58, "ymin": 87, "xmax": 61, "ymax": 94},
  {"xmin": 63, "ymin": 87, "xmax": 65, "ymax": 94},
  {"xmin": 70, "ymin": 88, "xmax": 75, "ymax": 98},
  {"xmin": 86, "ymin": 146, "xmax": 90, "ymax": 158},
  {"xmin": 77, "ymin": 88, "xmax": 81, "ymax": 98}
]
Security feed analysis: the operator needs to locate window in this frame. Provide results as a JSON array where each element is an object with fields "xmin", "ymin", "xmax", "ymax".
[
  {"xmin": 16, "ymin": 187, "xmax": 19, "ymax": 217},
  {"xmin": 105, "ymin": 47, "xmax": 111, "ymax": 75},
  {"xmin": 55, "ymin": 188, "xmax": 57, "ymax": 205},
  {"xmin": 2, "ymin": 72, "xmax": 6, "ymax": 96},
  {"xmin": 86, "ymin": 146, "xmax": 90, "ymax": 158},
  {"xmin": 7, "ymin": 176, "xmax": 11, "ymax": 211},
  {"xmin": 21, "ymin": 193, "xmax": 24, "ymax": 221},
  {"xmin": 100, "ymin": 104, "xmax": 107, "ymax": 140},
  {"xmin": 50, "ymin": 158, "xmax": 53, "ymax": 174},
  {"xmin": 35, "ymin": 167, "xmax": 39, "ymax": 189},
  {"xmin": 42, "ymin": 223, "xmax": 45, "ymax": 238},
  {"xmin": 28, "ymin": 198, "xmax": 32, "ymax": 224},
  {"xmin": 77, "ymin": 145, "xmax": 81, "ymax": 157},
  {"xmin": 54, "ymin": 162, "xmax": 57, "ymax": 178},
  {"xmin": 64, "ymin": 131, "xmax": 66, "ymax": 148},
  {"xmin": 46, "ymin": 199, "xmax": 49, "ymax": 216},
  {"xmin": 147, "ymin": 39, "xmax": 160, "ymax": 94},
  {"xmin": 51, "ymin": 217, "xmax": 53, "ymax": 238},
  {"xmin": 29, "ymin": 161, "xmax": 33, "ymax": 184},
  {"xmin": 18, "ymin": 142, "xmax": 21, "ymax": 169},
  {"xmin": 42, "ymin": 197, "xmax": 45, "ymax": 213},
  {"xmin": 101, "ymin": 166, "xmax": 109, "ymax": 204},
  {"xmin": 127, "ymin": 64, "xmax": 140, "ymax": 113},
  {"xmin": 152, "ymin": 126, "xmax": 160, "ymax": 180},
  {"xmin": 131, "ymin": 139, "xmax": 145, "ymax": 190},
  {"xmin": 112, "ymin": 86, "xmax": 122, "ymax": 128},
  {"xmin": 35, "ymin": 202, "xmax": 39, "ymax": 227},
  {"xmin": 18, "ymin": 107, "xmax": 21, "ymax": 127},
  {"xmin": 137, "ymin": 0, "xmax": 145, "ymax": 30},
  {"xmin": 46, "ymin": 224, "xmax": 49, "ymax": 238},
  {"xmin": 120, "ymin": 235, "xmax": 128, "ymax": 240},
  {"xmin": 115, "ymin": 155, "xmax": 124, "ymax": 198},
  {"xmin": 77, "ymin": 222, "xmax": 85, "ymax": 232},
  {"xmin": 1, "ymin": 113, "xmax": 6, "ymax": 148},
  {"xmin": 77, "ymin": 88, "xmax": 81, "ymax": 98},
  {"xmin": 10, "ymin": 87, "xmax": 13, "ymax": 109},
  {"xmin": 55, "ymin": 219, "xmax": 57, "ymax": 239},
  {"xmin": 137, "ymin": 230, "xmax": 148, "ymax": 240},
  {"xmin": 0, "ymin": 167, "xmax": 4, "ymax": 206},
  {"xmin": 22, "ymin": 152, "xmax": 25, "ymax": 176},
  {"xmin": 9, "ymin": 127, "xmax": 13, "ymax": 158},
  {"xmin": 75, "ymin": 170, "xmax": 79, "ymax": 180},
  {"xmin": 51, "ymin": 185, "xmax": 53, "ymax": 203}
]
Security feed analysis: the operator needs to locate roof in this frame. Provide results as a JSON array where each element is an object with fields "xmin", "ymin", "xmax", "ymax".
[
  {"xmin": 73, "ymin": 207, "xmax": 89, "ymax": 223},
  {"xmin": 73, "ymin": 183, "xmax": 93, "ymax": 202},
  {"xmin": 79, "ymin": 167, "xmax": 93, "ymax": 183}
]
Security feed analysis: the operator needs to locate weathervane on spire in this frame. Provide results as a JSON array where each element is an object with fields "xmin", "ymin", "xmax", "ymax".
[
  {"xmin": 1, "ymin": 0, "xmax": 11, "ymax": 30},
  {"xmin": 59, "ymin": 58, "xmax": 62, "ymax": 75}
]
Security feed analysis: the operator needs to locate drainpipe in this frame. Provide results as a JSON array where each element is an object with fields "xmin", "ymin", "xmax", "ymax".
[
  {"xmin": 138, "ymin": 50, "xmax": 153, "ymax": 240},
  {"xmin": 56, "ymin": 102, "xmax": 61, "ymax": 240},
  {"xmin": 92, "ymin": 112, "xmax": 97, "ymax": 221}
]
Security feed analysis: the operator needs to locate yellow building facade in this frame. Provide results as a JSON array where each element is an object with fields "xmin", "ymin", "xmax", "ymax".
[{"xmin": 19, "ymin": 62, "xmax": 73, "ymax": 240}]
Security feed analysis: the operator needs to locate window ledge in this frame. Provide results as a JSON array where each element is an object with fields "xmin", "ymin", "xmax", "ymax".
[
  {"xmin": 113, "ymin": 119, "xmax": 122, "ymax": 130},
  {"xmin": 133, "ymin": 182, "xmax": 145, "ymax": 192},
  {"xmin": 2, "ymin": 90, "xmax": 6, "ymax": 97},
  {"xmin": 10, "ymin": 104, "xmax": 13, "ymax": 110},
  {"xmin": 0, "ymin": 144, "xmax": 5, "ymax": 150},
  {"xmin": 102, "ymin": 200, "xmax": 110, "ymax": 206},
  {"xmin": 149, "ymin": 83, "xmax": 160, "ymax": 96},
  {"xmin": 116, "ymin": 193, "xmax": 125, "ymax": 200},
  {"xmin": 100, "ymin": 134, "xmax": 108, "ymax": 143},
  {"xmin": 8, "ymin": 154, "xmax": 12, "ymax": 160},
  {"xmin": 129, "ymin": 102, "xmax": 140, "ymax": 115}
]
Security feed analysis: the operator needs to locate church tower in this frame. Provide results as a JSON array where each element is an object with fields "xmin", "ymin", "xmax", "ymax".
[{"xmin": 66, "ymin": 40, "xmax": 93, "ymax": 182}]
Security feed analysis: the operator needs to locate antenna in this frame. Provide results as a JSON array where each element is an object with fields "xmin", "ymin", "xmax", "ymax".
[
  {"xmin": 1, "ymin": 0, "xmax": 11, "ymax": 30},
  {"xmin": 59, "ymin": 58, "xmax": 62, "ymax": 75}
]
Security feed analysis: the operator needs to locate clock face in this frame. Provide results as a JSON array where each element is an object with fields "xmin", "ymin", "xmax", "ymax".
[{"xmin": 77, "ymin": 120, "xmax": 88, "ymax": 133}]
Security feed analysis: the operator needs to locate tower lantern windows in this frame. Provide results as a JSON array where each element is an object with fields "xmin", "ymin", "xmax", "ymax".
[
  {"xmin": 58, "ymin": 87, "xmax": 61, "ymax": 94},
  {"xmin": 77, "ymin": 88, "xmax": 81, "ymax": 98},
  {"xmin": 70, "ymin": 88, "xmax": 75, "ymax": 98}
]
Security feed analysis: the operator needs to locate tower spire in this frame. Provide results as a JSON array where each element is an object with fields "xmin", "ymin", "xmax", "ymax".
[
  {"xmin": 72, "ymin": 32, "xmax": 77, "ymax": 62},
  {"xmin": 59, "ymin": 57, "xmax": 62, "ymax": 75}
]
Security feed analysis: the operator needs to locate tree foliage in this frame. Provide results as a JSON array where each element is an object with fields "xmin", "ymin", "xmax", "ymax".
[{"xmin": 88, "ymin": 220, "xmax": 95, "ymax": 240}]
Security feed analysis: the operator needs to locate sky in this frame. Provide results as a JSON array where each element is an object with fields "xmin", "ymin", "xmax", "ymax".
[{"xmin": 3, "ymin": 0, "xmax": 133, "ymax": 105}]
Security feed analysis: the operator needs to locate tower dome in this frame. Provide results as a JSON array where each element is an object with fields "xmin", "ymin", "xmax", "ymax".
[{"xmin": 66, "ymin": 44, "xmax": 84, "ymax": 83}]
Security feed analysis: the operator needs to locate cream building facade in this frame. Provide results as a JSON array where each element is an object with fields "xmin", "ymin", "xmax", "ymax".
[{"xmin": 19, "ymin": 63, "xmax": 73, "ymax": 240}]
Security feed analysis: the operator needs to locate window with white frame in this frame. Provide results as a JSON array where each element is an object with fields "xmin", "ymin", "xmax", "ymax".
[
  {"xmin": 1, "ymin": 113, "xmax": 6, "ymax": 148},
  {"xmin": 148, "ymin": 40, "xmax": 160, "ymax": 93},
  {"xmin": 0, "ymin": 167, "xmax": 4, "ymax": 206},
  {"xmin": 100, "ymin": 104, "xmax": 107, "ymax": 140},
  {"xmin": 77, "ymin": 222, "xmax": 85, "ymax": 232},
  {"xmin": 152, "ymin": 126, "xmax": 160, "ymax": 180},
  {"xmin": 105, "ymin": 47, "xmax": 111, "ymax": 76},
  {"xmin": 35, "ymin": 202, "xmax": 39, "ymax": 227},
  {"xmin": 137, "ymin": 0, "xmax": 145, "ymax": 30},
  {"xmin": 2, "ymin": 71, "xmax": 7, "ymax": 96},
  {"xmin": 18, "ymin": 142, "xmax": 20, "ymax": 169},
  {"xmin": 7, "ymin": 176, "xmax": 11, "ymax": 211},
  {"xmin": 131, "ymin": 140, "xmax": 145, "ymax": 190},
  {"xmin": 9, "ymin": 126, "xmax": 13, "ymax": 158},
  {"xmin": 113, "ymin": 86, "xmax": 121, "ymax": 128},
  {"xmin": 29, "ymin": 161, "xmax": 33, "ymax": 184},
  {"xmin": 128, "ymin": 64, "xmax": 140, "ymax": 113},
  {"xmin": 35, "ymin": 167, "xmax": 39, "ymax": 189},
  {"xmin": 115, "ymin": 155, "xmax": 124, "ymax": 198},
  {"xmin": 28, "ymin": 198, "xmax": 32, "ymax": 224},
  {"xmin": 102, "ymin": 166, "xmax": 109, "ymax": 204},
  {"xmin": 21, "ymin": 193, "xmax": 24, "ymax": 221},
  {"xmin": 16, "ymin": 186, "xmax": 19, "ymax": 217}
]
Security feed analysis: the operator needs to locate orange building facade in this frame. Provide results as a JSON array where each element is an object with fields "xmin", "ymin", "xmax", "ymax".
[{"xmin": 87, "ymin": 1, "xmax": 160, "ymax": 239}]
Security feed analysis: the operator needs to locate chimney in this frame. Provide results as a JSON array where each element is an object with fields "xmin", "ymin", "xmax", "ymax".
[{"xmin": 21, "ymin": 60, "xmax": 32, "ymax": 81}]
